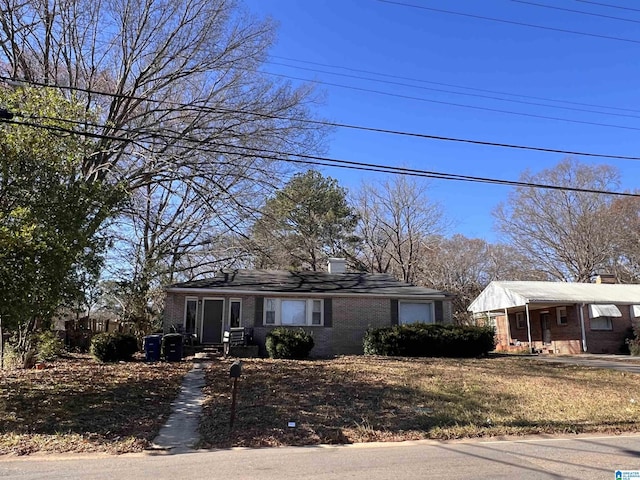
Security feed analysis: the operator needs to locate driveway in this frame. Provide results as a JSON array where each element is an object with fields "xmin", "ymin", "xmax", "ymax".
[{"xmin": 527, "ymin": 354, "xmax": 640, "ymax": 374}]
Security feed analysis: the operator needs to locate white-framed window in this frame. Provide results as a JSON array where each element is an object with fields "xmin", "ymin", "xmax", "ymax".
[
  {"xmin": 184, "ymin": 297, "xmax": 198, "ymax": 334},
  {"xmin": 515, "ymin": 312, "xmax": 525, "ymax": 329},
  {"xmin": 556, "ymin": 306, "xmax": 568, "ymax": 326},
  {"xmin": 263, "ymin": 298, "xmax": 324, "ymax": 326},
  {"xmin": 399, "ymin": 302, "xmax": 434, "ymax": 325},
  {"xmin": 265, "ymin": 298, "xmax": 277, "ymax": 325},
  {"xmin": 229, "ymin": 298, "xmax": 242, "ymax": 328},
  {"xmin": 591, "ymin": 316, "xmax": 613, "ymax": 331}
]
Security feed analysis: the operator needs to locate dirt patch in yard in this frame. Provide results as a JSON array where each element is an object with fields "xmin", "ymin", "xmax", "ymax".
[
  {"xmin": 0, "ymin": 354, "xmax": 191, "ymax": 455},
  {"xmin": 199, "ymin": 356, "xmax": 640, "ymax": 448}
]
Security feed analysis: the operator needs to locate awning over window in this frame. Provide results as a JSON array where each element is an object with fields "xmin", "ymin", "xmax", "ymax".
[
  {"xmin": 589, "ymin": 304, "xmax": 622, "ymax": 318},
  {"xmin": 632, "ymin": 305, "xmax": 640, "ymax": 318}
]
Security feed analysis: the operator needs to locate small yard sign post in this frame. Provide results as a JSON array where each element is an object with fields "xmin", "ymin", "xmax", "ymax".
[{"xmin": 229, "ymin": 361, "xmax": 242, "ymax": 432}]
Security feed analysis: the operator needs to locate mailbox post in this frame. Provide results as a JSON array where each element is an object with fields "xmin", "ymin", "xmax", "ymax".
[{"xmin": 229, "ymin": 361, "xmax": 242, "ymax": 432}]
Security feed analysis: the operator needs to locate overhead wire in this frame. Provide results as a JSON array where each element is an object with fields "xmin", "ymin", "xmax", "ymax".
[
  {"xmin": 2, "ymin": 115, "xmax": 639, "ymax": 198},
  {"xmin": 511, "ymin": 0, "xmax": 640, "ymax": 23},
  {"xmin": 377, "ymin": 0, "xmax": 640, "ymax": 45},
  {"xmin": 575, "ymin": 0, "xmax": 640, "ymax": 13},
  {"xmin": 268, "ymin": 55, "xmax": 640, "ymax": 114},
  {"xmin": 3, "ymin": 75, "xmax": 640, "ymax": 162},
  {"xmin": 266, "ymin": 60, "xmax": 640, "ymax": 120},
  {"xmin": 261, "ymin": 71, "xmax": 640, "ymax": 133}
]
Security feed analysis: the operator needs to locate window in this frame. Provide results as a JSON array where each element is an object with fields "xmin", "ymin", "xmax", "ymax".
[
  {"xmin": 312, "ymin": 300, "xmax": 322, "ymax": 325},
  {"xmin": 184, "ymin": 298, "xmax": 198, "ymax": 334},
  {"xmin": 282, "ymin": 300, "xmax": 306, "ymax": 325},
  {"xmin": 515, "ymin": 312, "xmax": 525, "ymax": 329},
  {"xmin": 265, "ymin": 298, "xmax": 276, "ymax": 325},
  {"xmin": 229, "ymin": 299, "xmax": 241, "ymax": 328},
  {"xmin": 591, "ymin": 316, "xmax": 613, "ymax": 331},
  {"xmin": 399, "ymin": 302, "xmax": 433, "ymax": 325},
  {"xmin": 263, "ymin": 298, "xmax": 324, "ymax": 326},
  {"xmin": 556, "ymin": 307, "xmax": 568, "ymax": 326}
]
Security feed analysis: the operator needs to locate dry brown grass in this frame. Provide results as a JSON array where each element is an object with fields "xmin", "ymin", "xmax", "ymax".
[
  {"xmin": 199, "ymin": 356, "xmax": 640, "ymax": 448},
  {"xmin": 0, "ymin": 354, "xmax": 191, "ymax": 455}
]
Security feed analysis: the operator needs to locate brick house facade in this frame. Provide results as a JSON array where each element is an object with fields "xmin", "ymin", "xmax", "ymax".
[
  {"xmin": 469, "ymin": 281, "xmax": 640, "ymax": 355},
  {"xmin": 164, "ymin": 268, "xmax": 453, "ymax": 357}
]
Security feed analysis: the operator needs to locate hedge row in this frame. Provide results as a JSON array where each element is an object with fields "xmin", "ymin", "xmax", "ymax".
[{"xmin": 363, "ymin": 323, "xmax": 495, "ymax": 358}]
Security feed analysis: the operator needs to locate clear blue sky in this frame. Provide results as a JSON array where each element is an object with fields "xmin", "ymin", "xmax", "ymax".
[{"xmin": 243, "ymin": 0, "xmax": 640, "ymax": 241}]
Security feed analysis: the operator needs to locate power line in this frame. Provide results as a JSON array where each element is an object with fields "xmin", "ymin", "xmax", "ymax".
[
  {"xmin": 512, "ymin": 0, "xmax": 640, "ymax": 24},
  {"xmin": 266, "ymin": 60, "xmax": 640, "ymax": 120},
  {"xmin": 2, "ymin": 115, "xmax": 638, "ymax": 198},
  {"xmin": 575, "ymin": 0, "xmax": 640, "ymax": 13},
  {"xmin": 264, "ymin": 71, "xmax": 640, "ymax": 133},
  {"xmin": 4, "ymin": 75, "xmax": 640, "ymax": 162},
  {"xmin": 269, "ymin": 55, "xmax": 640, "ymax": 114},
  {"xmin": 377, "ymin": 0, "xmax": 640, "ymax": 45}
]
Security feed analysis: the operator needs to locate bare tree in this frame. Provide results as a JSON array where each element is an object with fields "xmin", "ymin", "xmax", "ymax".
[
  {"xmin": 494, "ymin": 158, "xmax": 624, "ymax": 282},
  {"xmin": 0, "ymin": 0, "xmax": 326, "ymax": 329},
  {"xmin": 353, "ymin": 176, "xmax": 448, "ymax": 283},
  {"xmin": 420, "ymin": 235, "xmax": 548, "ymax": 323}
]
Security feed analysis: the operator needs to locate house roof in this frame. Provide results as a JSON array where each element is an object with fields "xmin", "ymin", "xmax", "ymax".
[
  {"xmin": 167, "ymin": 270, "xmax": 449, "ymax": 298},
  {"xmin": 468, "ymin": 281, "xmax": 640, "ymax": 313}
]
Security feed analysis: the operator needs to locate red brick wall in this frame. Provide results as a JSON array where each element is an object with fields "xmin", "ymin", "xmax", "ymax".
[{"xmin": 496, "ymin": 304, "xmax": 636, "ymax": 354}]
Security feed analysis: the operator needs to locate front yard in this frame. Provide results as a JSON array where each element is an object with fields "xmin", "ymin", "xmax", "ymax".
[
  {"xmin": 3, "ymin": 355, "xmax": 640, "ymax": 456},
  {"xmin": 199, "ymin": 356, "xmax": 640, "ymax": 448},
  {"xmin": 0, "ymin": 354, "xmax": 191, "ymax": 455}
]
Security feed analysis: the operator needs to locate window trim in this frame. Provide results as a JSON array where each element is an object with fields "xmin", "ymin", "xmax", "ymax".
[
  {"xmin": 515, "ymin": 311, "xmax": 525, "ymax": 329},
  {"xmin": 263, "ymin": 298, "xmax": 324, "ymax": 326},
  {"xmin": 398, "ymin": 301, "xmax": 435, "ymax": 325},
  {"xmin": 184, "ymin": 296, "xmax": 199, "ymax": 334},
  {"xmin": 556, "ymin": 306, "xmax": 568, "ymax": 326}
]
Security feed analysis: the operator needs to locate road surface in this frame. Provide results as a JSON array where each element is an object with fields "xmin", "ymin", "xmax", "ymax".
[{"xmin": 2, "ymin": 434, "xmax": 640, "ymax": 479}]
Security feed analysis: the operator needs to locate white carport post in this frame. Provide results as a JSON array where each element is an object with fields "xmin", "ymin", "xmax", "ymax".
[
  {"xmin": 579, "ymin": 303, "xmax": 587, "ymax": 352},
  {"xmin": 504, "ymin": 308, "xmax": 511, "ymax": 344},
  {"xmin": 525, "ymin": 303, "xmax": 533, "ymax": 354}
]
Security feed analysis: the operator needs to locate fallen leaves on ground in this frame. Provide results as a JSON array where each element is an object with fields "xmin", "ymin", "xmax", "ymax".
[
  {"xmin": 0, "ymin": 354, "xmax": 191, "ymax": 455},
  {"xmin": 199, "ymin": 356, "xmax": 640, "ymax": 448}
]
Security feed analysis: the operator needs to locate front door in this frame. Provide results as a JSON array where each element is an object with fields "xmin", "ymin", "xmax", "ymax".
[
  {"xmin": 540, "ymin": 313, "xmax": 551, "ymax": 345},
  {"xmin": 202, "ymin": 299, "xmax": 224, "ymax": 343}
]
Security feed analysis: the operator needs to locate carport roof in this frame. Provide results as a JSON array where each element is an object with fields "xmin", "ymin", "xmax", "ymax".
[{"xmin": 468, "ymin": 281, "xmax": 640, "ymax": 313}]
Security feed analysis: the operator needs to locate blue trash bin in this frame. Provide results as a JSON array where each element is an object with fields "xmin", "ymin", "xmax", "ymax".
[
  {"xmin": 144, "ymin": 334, "xmax": 163, "ymax": 362},
  {"xmin": 162, "ymin": 333, "xmax": 183, "ymax": 361}
]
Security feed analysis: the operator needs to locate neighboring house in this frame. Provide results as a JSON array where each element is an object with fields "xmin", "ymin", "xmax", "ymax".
[
  {"xmin": 468, "ymin": 278, "xmax": 640, "ymax": 354},
  {"xmin": 164, "ymin": 259, "xmax": 453, "ymax": 356}
]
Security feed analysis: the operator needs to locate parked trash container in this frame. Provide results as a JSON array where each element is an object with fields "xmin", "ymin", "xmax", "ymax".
[
  {"xmin": 162, "ymin": 333, "xmax": 183, "ymax": 361},
  {"xmin": 143, "ymin": 334, "xmax": 163, "ymax": 362}
]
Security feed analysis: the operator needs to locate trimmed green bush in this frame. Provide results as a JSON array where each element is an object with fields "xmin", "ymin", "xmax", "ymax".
[
  {"xmin": 90, "ymin": 332, "xmax": 139, "ymax": 362},
  {"xmin": 266, "ymin": 327, "xmax": 314, "ymax": 359},
  {"xmin": 363, "ymin": 324, "xmax": 495, "ymax": 358}
]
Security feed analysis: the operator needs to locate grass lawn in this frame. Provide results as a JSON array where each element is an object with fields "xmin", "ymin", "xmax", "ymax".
[
  {"xmin": 0, "ymin": 354, "xmax": 191, "ymax": 455},
  {"xmin": 199, "ymin": 356, "xmax": 640, "ymax": 448}
]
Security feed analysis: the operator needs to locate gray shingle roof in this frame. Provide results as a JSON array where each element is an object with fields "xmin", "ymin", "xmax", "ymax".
[{"xmin": 167, "ymin": 270, "xmax": 448, "ymax": 298}]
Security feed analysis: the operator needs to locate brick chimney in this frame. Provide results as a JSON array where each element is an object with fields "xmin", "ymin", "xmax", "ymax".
[
  {"xmin": 594, "ymin": 274, "xmax": 616, "ymax": 284},
  {"xmin": 327, "ymin": 258, "xmax": 346, "ymax": 274}
]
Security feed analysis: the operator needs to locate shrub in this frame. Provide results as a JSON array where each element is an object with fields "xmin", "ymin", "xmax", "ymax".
[
  {"xmin": 35, "ymin": 330, "xmax": 66, "ymax": 361},
  {"xmin": 363, "ymin": 324, "xmax": 495, "ymax": 358},
  {"xmin": 265, "ymin": 327, "xmax": 314, "ymax": 359},
  {"xmin": 90, "ymin": 332, "xmax": 139, "ymax": 362}
]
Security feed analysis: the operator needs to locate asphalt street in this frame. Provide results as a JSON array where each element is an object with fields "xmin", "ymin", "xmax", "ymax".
[{"xmin": 2, "ymin": 434, "xmax": 640, "ymax": 480}]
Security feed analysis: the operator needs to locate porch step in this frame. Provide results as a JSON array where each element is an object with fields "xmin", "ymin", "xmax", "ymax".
[{"xmin": 192, "ymin": 343, "xmax": 224, "ymax": 360}]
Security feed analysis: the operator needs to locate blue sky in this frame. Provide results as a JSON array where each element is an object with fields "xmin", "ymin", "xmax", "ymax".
[{"xmin": 243, "ymin": 0, "xmax": 640, "ymax": 241}]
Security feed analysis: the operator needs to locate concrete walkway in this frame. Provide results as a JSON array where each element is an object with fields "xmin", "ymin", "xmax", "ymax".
[
  {"xmin": 528, "ymin": 354, "xmax": 640, "ymax": 374},
  {"xmin": 150, "ymin": 361, "xmax": 207, "ymax": 453}
]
